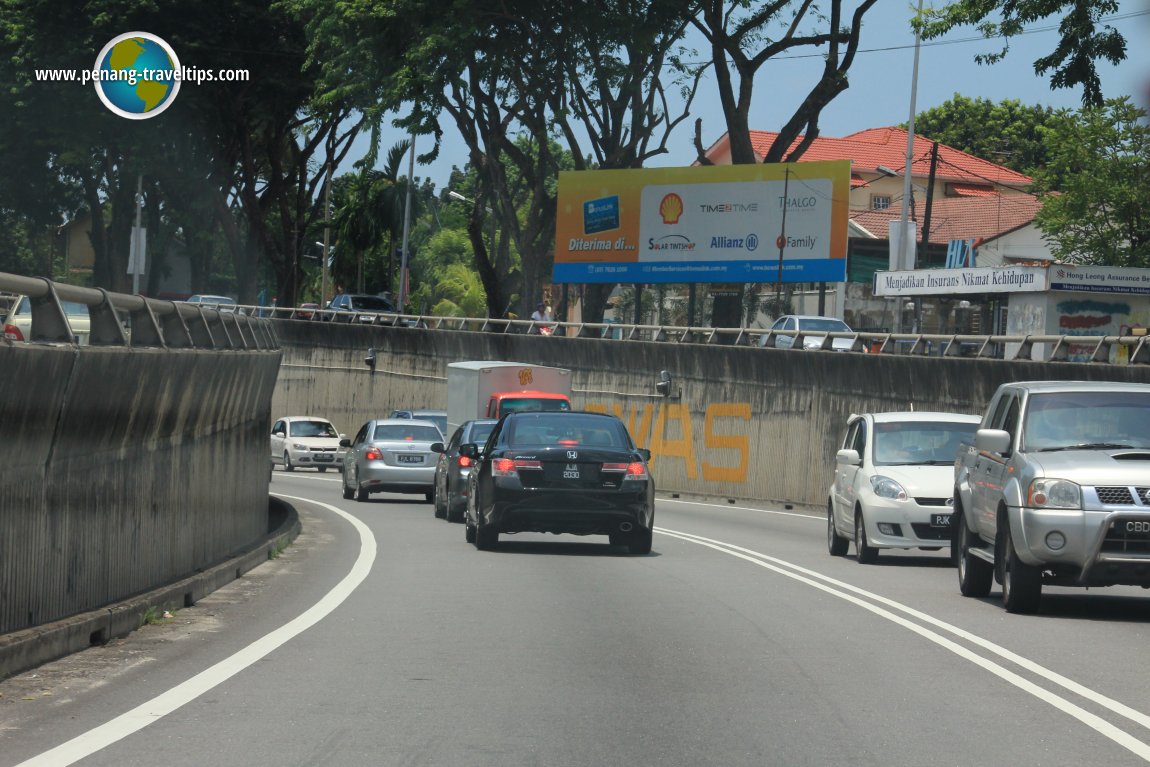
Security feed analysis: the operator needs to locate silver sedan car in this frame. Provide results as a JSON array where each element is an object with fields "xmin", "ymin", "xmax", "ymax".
[{"xmin": 341, "ymin": 419, "xmax": 445, "ymax": 502}]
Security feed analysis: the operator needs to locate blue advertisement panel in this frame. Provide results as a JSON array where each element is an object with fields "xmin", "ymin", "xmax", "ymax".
[{"xmin": 554, "ymin": 161, "xmax": 850, "ymax": 284}]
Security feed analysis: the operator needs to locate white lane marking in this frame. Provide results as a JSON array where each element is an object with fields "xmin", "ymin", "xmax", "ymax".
[
  {"xmin": 660, "ymin": 497, "xmax": 819, "ymax": 521},
  {"xmin": 657, "ymin": 527, "xmax": 1150, "ymax": 762},
  {"xmin": 272, "ymin": 472, "xmax": 343, "ymax": 484},
  {"xmin": 666, "ymin": 529, "xmax": 1150, "ymax": 733},
  {"xmin": 16, "ymin": 495, "xmax": 375, "ymax": 767}
]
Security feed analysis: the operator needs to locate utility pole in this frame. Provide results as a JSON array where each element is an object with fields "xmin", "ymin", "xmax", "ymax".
[
  {"xmin": 896, "ymin": 0, "xmax": 925, "ymax": 334},
  {"xmin": 321, "ymin": 160, "xmax": 332, "ymax": 308},
  {"xmin": 397, "ymin": 135, "xmax": 416, "ymax": 313},
  {"xmin": 775, "ymin": 166, "xmax": 790, "ymax": 316},
  {"xmin": 917, "ymin": 140, "xmax": 939, "ymax": 332}
]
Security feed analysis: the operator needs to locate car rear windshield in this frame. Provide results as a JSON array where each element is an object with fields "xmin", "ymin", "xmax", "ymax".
[
  {"xmin": 873, "ymin": 420, "xmax": 978, "ymax": 465},
  {"xmin": 289, "ymin": 420, "xmax": 338, "ymax": 438},
  {"xmin": 350, "ymin": 296, "xmax": 394, "ymax": 311},
  {"xmin": 373, "ymin": 424, "xmax": 441, "ymax": 442},
  {"xmin": 1023, "ymin": 391, "xmax": 1150, "ymax": 450},
  {"xmin": 500, "ymin": 398, "xmax": 572, "ymax": 414},
  {"xmin": 799, "ymin": 318, "xmax": 850, "ymax": 332},
  {"xmin": 468, "ymin": 422, "xmax": 496, "ymax": 445},
  {"xmin": 504, "ymin": 414, "xmax": 626, "ymax": 449}
]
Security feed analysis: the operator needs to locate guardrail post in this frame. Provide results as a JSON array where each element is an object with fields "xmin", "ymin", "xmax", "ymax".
[{"xmin": 89, "ymin": 288, "xmax": 129, "ymax": 346}]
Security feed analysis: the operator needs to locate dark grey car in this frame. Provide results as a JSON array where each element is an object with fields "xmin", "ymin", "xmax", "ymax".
[{"xmin": 431, "ymin": 419, "xmax": 497, "ymax": 523}]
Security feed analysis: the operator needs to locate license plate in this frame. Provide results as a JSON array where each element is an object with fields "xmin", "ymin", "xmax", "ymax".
[
  {"xmin": 397, "ymin": 454, "xmax": 423, "ymax": 464},
  {"xmin": 314, "ymin": 454, "xmax": 333, "ymax": 462},
  {"xmin": 930, "ymin": 513, "xmax": 952, "ymax": 527}
]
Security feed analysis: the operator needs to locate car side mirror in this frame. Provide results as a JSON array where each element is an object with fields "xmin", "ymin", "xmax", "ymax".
[
  {"xmin": 273, "ymin": 431, "xmax": 285, "ymax": 438},
  {"xmin": 975, "ymin": 428, "xmax": 1011, "ymax": 454},
  {"xmin": 637, "ymin": 448, "xmax": 651, "ymax": 462},
  {"xmin": 836, "ymin": 449, "xmax": 861, "ymax": 466},
  {"xmin": 339, "ymin": 438, "xmax": 352, "ymax": 448},
  {"xmin": 339, "ymin": 434, "xmax": 347, "ymax": 441},
  {"xmin": 459, "ymin": 443, "xmax": 478, "ymax": 459},
  {"xmin": 430, "ymin": 442, "xmax": 445, "ymax": 454}
]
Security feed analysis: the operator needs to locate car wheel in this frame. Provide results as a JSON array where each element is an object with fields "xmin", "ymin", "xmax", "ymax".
[
  {"xmin": 475, "ymin": 524, "xmax": 498, "ymax": 550},
  {"xmin": 465, "ymin": 521, "xmax": 476, "ymax": 543},
  {"xmin": 433, "ymin": 484, "xmax": 446, "ymax": 519},
  {"xmin": 446, "ymin": 497, "xmax": 463, "ymax": 524},
  {"xmin": 283, "ymin": 452, "xmax": 294, "ymax": 472},
  {"xmin": 855, "ymin": 510, "xmax": 878, "ymax": 564},
  {"xmin": 1001, "ymin": 523, "xmax": 1042, "ymax": 614},
  {"xmin": 341, "ymin": 472, "xmax": 353, "ymax": 500},
  {"xmin": 956, "ymin": 508, "xmax": 993, "ymax": 597},
  {"xmin": 827, "ymin": 500, "xmax": 849, "ymax": 556},
  {"xmin": 424, "ymin": 490, "xmax": 435, "ymax": 504},
  {"xmin": 317, "ymin": 466, "xmax": 328, "ymax": 473},
  {"xmin": 609, "ymin": 533, "xmax": 627, "ymax": 547},
  {"xmin": 628, "ymin": 527, "xmax": 653, "ymax": 555},
  {"xmin": 355, "ymin": 482, "xmax": 369, "ymax": 502}
]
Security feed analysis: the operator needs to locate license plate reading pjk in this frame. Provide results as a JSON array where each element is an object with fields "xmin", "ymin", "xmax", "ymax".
[{"xmin": 931, "ymin": 514, "xmax": 951, "ymax": 527}]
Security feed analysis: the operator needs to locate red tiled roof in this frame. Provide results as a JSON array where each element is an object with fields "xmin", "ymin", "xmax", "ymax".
[
  {"xmin": 849, "ymin": 194, "xmax": 1042, "ymax": 245},
  {"xmin": 731, "ymin": 126, "xmax": 1033, "ymax": 187},
  {"xmin": 948, "ymin": 182, "xmax": 998, "ymax": 197},
  {"xmin": 850, "ymin": 173, "xmax": 865, "ymax": 188}
]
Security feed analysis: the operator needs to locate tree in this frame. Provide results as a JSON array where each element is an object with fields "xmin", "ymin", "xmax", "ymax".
[
  {"xmin": 918, "ymin": 0, "xmax": 1127, "ymax": 107},
  {"xmin": 691, "ymin": 0, "xmax": 880, "ymax": 165},
  {"xmin": 911, "ymin": 95, "xmax": 1063, "ymax": 178},
  {"xmin": 1032, "ymin": 97, "xmax": 1150, "ymax": 266}
]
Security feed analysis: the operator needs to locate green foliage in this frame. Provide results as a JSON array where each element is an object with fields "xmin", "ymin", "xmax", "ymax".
[
  {"xmin": 918, "ymin": 0, "xmax": 1126, "ymax": 107},
  {"xmin": 911, "ymin": 95, "xmax": 1064, "ymax": 179},
  {"xmin": 1032, "ymin": 98, "xmax": 1150, "ymax": 266}
]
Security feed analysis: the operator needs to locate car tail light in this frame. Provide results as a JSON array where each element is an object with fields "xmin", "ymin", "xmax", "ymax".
[
  {"xmin": 493, "ymin": 458, "xmax": 541, "ymax": 477},
  {"xmin": 365, "ymin": 448, "xmax": 382, "ymax": 461},
  {"xmin": 602, "ymin": 462, "xmax": 649, "ymax": 480},
  {"xmin": 3, "ymin": 323, "xmax": 23, "ymax": 342},
  {"xmin": 457, "ymin": 455, "xmax": 472, "ymax": 468}
]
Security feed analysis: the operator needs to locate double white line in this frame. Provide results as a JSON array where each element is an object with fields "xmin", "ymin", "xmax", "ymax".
[{"xmin": 658, "ymin": 526, "xmax": 1150, "ymax": 762}]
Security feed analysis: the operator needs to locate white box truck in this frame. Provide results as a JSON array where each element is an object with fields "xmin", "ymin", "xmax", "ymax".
[{"xmin": 446, "ymin": 361, "xmax": 573, "ymax": 434}]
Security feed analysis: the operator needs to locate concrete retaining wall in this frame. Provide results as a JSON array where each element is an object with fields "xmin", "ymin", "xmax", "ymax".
[
  {"xmin": 272, "ymin": 320, "xmax": 1150, "ymax": 510},
  {"xmin": 0, "ymin": 342, "xmax": 282, "ymax": 637}
]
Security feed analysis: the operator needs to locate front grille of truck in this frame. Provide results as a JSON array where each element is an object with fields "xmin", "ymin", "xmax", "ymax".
[{"xmin": 1096, "ymin": 486, "xmax": 1136, "ymax": 505}]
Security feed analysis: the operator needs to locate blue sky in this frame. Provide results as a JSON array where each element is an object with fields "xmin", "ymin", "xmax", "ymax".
[{"xmin": 350, "ymin": 2, "xmax": 1150, "ymax": 188}]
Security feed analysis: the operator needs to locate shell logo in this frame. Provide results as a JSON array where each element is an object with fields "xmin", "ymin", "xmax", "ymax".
[{"xmin": 659, "ymin": 193, "xmax": 684, "ymax": 224}]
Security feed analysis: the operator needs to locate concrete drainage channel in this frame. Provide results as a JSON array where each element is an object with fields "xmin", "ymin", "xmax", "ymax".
[{"xmin": 0, "ymin": 497, "xmax": 301, "ymax": 680}]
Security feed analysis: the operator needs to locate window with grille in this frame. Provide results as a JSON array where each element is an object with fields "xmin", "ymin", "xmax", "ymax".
[{"xmin": 871, "ymin": 195, "xmax": 891, "ymax": 211}]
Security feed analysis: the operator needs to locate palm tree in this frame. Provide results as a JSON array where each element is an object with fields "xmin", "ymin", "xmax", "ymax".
[{"xmin": 332, "ymin": 140, "xmax": 417, "ymax": 294}]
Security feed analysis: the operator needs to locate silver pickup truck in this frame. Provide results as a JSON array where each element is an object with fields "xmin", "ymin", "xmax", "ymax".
[{"xmin": 953, "ymin": 380, "xmax": 1150, "ymax": 613}]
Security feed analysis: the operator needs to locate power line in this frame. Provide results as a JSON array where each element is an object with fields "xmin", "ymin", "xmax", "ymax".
[{"xmin": 681, "ymin": 10, "xmax": 1149, "ymax": 66}]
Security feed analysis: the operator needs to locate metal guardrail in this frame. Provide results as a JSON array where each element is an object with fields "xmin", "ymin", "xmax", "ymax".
[
  {"xmin": 0, "ymin": 274, "xmax": 278, "ymax": 350},
  {"xmin": 5, "ymin": 271, "xmax": 1146, "ymax": 363},
  {"xmin": 248, "ymin": 302, "xmax": 1150, "ymax": 364}
]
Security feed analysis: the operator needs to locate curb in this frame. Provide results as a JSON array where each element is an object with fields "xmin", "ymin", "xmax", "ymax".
[{"xmin": 0, "ymin": 497, "xmax": 301, "ymax": 680}]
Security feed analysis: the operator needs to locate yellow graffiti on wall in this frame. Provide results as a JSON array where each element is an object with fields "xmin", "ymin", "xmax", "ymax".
[{"xmin": 585, "ymin": 401, "xmax": 750, "ymax": 484}]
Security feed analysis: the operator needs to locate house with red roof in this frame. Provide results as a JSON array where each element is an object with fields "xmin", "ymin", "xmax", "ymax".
[
  {"xmin": 702, "ymin": 127, "xmax": 1050, "ymax": 332},
  {"xmin": 703, "ymin": 126, "xmax": 1047, "ymax": 273}
]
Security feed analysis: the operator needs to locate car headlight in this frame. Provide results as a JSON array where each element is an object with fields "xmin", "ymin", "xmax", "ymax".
[
  {"xmin": 870, "ymin": 475, "xmax": 908, "ymax": 501},
  {"xmin": 292, "ymin": 442, "xmax": 309, "ymax": 450},
  {"xmin": 1028, "ymin": 479, "xmax": 1081, "ymax": 509}
]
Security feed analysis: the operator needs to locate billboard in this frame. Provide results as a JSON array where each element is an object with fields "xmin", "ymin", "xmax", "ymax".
[{"xmin": 553, "ymin": 161, "xmax": 850, "ymax": 284}]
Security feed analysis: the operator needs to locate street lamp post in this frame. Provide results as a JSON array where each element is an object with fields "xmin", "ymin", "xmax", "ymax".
[{"xmin": 448, "ymin": 190, "xmax": 496, "ymax": 257}]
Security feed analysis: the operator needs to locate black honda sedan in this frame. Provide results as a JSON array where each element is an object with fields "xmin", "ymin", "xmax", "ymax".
[{"xmin": 460, "ymin": 411, "xmax": 655, "ymax": 554}]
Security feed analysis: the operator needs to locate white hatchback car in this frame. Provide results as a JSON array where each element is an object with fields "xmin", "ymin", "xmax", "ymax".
[
  {"xmin": 760, "ymin": 314, "xmax": 855, "ymax": 351},
  {"xmin": 271, "ymin": 416, "xmax": 346, "ymax": 472},
  {"xmin": 828, "ymin": 411, "xmax": 981, "ymax": 563}
]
